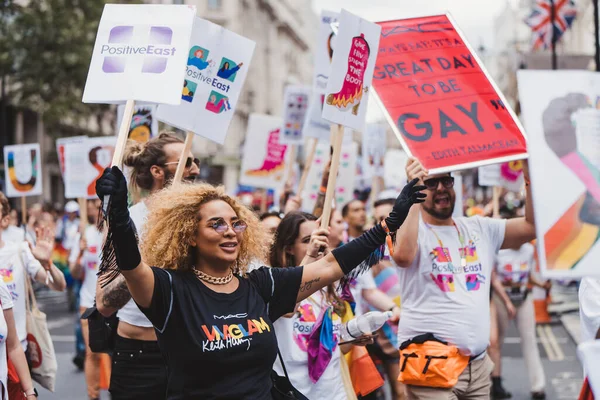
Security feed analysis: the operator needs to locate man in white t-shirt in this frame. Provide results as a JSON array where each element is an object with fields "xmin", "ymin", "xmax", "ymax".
[
  {"xmin": 95, "ymin": 133, "xmax": 199, "ymax": 399},
  {"xmin": 0, "ymin": 192, "xmax": 67, "ymax": 350},
  {"xmin": 392, "ymin": 158, "xmax": 536, "ymax": 399}
]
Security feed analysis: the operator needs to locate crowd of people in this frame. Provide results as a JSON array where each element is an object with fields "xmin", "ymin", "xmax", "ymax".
[{"xmin": 0, "ymin": 131, "xmax": 595, "ymax": 400}]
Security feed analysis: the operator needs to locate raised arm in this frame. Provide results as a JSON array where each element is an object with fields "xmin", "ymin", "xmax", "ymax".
[
  {"xmin": 96, "ymin": 167, "xmax": 155, "ymax": 309},
  {"xmin": 393, "ymin": 158, "xmax": 427, "ymax": 267},
  {"xmin": 95, "ymin": 274, "xmax": 131, "ymax": 317},
  {"xmin": 502, "ymin": 161, "xmax": 536, "ymax": 249},
  {"xmin": 296, "ymin": 179, "xmax": 426, "ymax": 303}
]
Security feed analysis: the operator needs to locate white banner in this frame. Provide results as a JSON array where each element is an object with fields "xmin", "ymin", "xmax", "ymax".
[
  {"xmin": 280, "ymin": 85, "xmax": 311, "ymax": 145},
  {"xmin": 314, "ymin": 10, "xmax": 339, "ymax": 92},
  {"xmin": 56, "ymin": 136, "xmax": 87, "ymax": 178},
  {"xmin": 64, "ymin": 137, "xmax": 116, "ymax": 199},
  {"xmin": 478, "ymin": 161, "xmax": 525, "ymax": 192},
  {"xmin": 117, "ymin": 103, "xmax": 159, "ymax": 143},
  {"xmin": 383, "ymin": 149, "xmax": 408, "ymax": 191},
  {"xmin": 3, "ymin": 144, "xmax": 43, "ymax": 198},
  {"xmin": 82, "ymin": 4, "xmax": 195, "ymax": 104},
  {"xmin": 239, "ymin": 114, "xmax": 288, "ymax": 190},
  {"xmin": 301, "ymin": 141, "xmax": 357, "ymax": 212},
  {"xmin": 518, "ymin": 69, "xmax": 600, "ymax": 278},
  {"xmin": 362, "ymin": 123, "xmax": 386, "ymax": 179},
  {"xmin": 303, "ymin": 92, "xmax": 331, "ymax": 141},
  {"xmin": 157, "ymin": 17, "xmax": 256, "ymax": 144},
  {"xmin": 322, "ymin": 9, "xmax": 381, "ymax": 131}
]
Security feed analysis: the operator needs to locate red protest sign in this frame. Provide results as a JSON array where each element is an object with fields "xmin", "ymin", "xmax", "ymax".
[{"xmin": 372, "ymin": 14, "xmax": 527, "ymax": 173}]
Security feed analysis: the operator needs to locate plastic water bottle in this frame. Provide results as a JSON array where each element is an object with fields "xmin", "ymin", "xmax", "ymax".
[{"xmin": 340, "ymin": 311, "xmax": 393, "ymax": 342}]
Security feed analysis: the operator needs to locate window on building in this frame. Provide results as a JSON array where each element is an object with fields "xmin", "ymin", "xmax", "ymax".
[{"xmin": 208, "ymin": 0, "xmax": 221, "ymax": 10}]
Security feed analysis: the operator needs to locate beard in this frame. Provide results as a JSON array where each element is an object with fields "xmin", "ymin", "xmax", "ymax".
[{"xmin": 422, "ymin": 190, "xmax": 455, "ymax": 220}]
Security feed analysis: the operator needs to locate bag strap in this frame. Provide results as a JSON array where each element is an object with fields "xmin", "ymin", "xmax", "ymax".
[
  {"xmin": 276, "ymin": 347, "xmax": 291, "ymax": 382},
  {"xmin": 20, "ymin": 247, "xmax": 38, "ymax": 313}
]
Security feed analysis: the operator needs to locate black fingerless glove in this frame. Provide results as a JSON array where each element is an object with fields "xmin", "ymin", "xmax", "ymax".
[
  {"xmin": 331, "ymin": 224, "xmax": 387, "ymax": 275},
  {"xmin": 384, "ymin": 178, "xmax": 427, "ymax": 232},
  {"xmin": 96, "ymin": 166, "xmax": 130, "ymax": 227},
  {"xmin": 109, "ymin": 218, "xmax": 141, "ymax": 271}
]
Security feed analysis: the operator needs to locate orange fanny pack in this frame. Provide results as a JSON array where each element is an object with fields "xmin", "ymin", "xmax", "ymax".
[{"xmin": 397, "ymin": 334, "xmax": 469, "ymax": 389}]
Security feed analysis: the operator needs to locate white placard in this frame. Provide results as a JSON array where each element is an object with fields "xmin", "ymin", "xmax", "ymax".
[
  {"xmin": 384, "ymin": 149, "xmax": 408, "ymax": 190},
  {"xmin": 56, "ymin": 136, "xmax": 87, "ymax": 178},
  {"xmin": 3, "ymin": 144, "xmax": 43, "ymax": 198},
  {"xmin": 301, "ymin": 141, "xmax": 357, "ymax": 213},
  {"xmin": 82, "ymin": 4, "xmax": 195, "ymax": 104},
  {"xmin": 157, "ymin": 17, "xmax": 256, "ymax": 144},
  {"xmin": 362, "ymin": 123, "xmax": 386, "ymax": 179},
  {"xmin": 518, "ymin": 69, "xmax": 600, "ymax": 278},
  {"xmin": 64, "ymin": 137, "xmax": 116, "ymax": 199},
  {"xmin": 117, "ymin": 104, "xmax": 159, "ymax": 143},
  {"xmin": 303, "ymin": 92, "xmax": 331, "ymax": 142},
  {"xmin": 239, "ymin": 114, "xmax": 288, "ymax": 190},
  {"xmin": 478, "ymin": 162, "xmax": 525, "ymax": 192},
  {"xmin": 280, "ymin": 85, "xmax": 311, "ymax": 145},
  {"xmin": 321, "ymin": 9, "xmax": 381, "ymax": 131},
  {"xmin": 314, "ymin": 10, "xmax": 339, "ymax": 92}
]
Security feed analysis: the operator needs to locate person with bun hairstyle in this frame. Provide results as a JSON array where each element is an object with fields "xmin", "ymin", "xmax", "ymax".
[
  {"xmin": 95, "ymin": 163, "xmax": 425, "ymax": 399},
  {"xmin": 95, "ymin": 133, "xmax": 199, "ymax": 400}
]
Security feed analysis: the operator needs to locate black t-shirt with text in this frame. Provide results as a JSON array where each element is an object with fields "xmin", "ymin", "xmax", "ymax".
[{"xmin": 139, "ymin": 266, "xmax": 303, "ymax": 400}]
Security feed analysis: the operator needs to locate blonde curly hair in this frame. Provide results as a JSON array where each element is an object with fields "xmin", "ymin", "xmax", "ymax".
[{"xmin": 141, "ymin": 182, "xmax": 269, "ymax": 275}]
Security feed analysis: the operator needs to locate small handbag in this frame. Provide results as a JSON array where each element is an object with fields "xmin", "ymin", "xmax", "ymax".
[
  {"xmin": 271, "ymin": 348, "xmax": 308, "ymax": 400},
  {"xmin": 80, "ymin": 303, "xmax": 118, "ymax": 354}
]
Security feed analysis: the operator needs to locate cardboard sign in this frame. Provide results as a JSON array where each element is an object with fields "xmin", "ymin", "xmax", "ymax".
[
  {"xmin": 322, "ymin": 9, "xmax": 381, "ymax": 131},
  {"xmin": 56, "ymin": 136, "xmax": 87, "ymax": 178},
  {"xmin": 301, "ymin": 141, "xmax": 358, "ymax": 212},
  {"xmin": 82, "ymin": 4, "xmax": 195, "ymax": 104},
  {"xmin": 117, "ymin": 104, "xmax": 159, "ymax": 143},
  {"xmin": 239, "ymin": 114, "xmax": 288, "ymax": 190},
  {"xmin": 383, "ymin": 149, "xmax": 408, "ymax": 190},
  {"xmin": 280, "ymin": 85, "xmax": 311, "ymax": 145},
  {"xmin": 3, "ymin": 144, "xmax": 43, "ymax": 198},
  {"xmin": 64, "ymin": 137, "xmax": 116, "ymax": 199},
  {"xmin": 304, "ymin": 92, "xmax": 331, "ymax": 141},
  {"xmin": 157, "ymin": 17, "xmax": 256, "ymax": 144},
  {"xmin": 362, "ymin": 124, "xmax": 386, "ymax": 179},
  {"xmin": 518, "ymin": 69, "xmax": 600, "ymax": 278},
  {"xmin": 314, "ymin": 10, "xmax": 339, "ymax": 92},
  {"xmin": 478, "ymin": 161, "xmax": 524, "ymax": 192},
  {"xmin": 373, "ymin": 14, "xmax": 528, "ymax": 174}
]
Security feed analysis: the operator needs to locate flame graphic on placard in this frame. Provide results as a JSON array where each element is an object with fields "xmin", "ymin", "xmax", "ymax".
[
  {"xmin": 7, "ymin": 150, "xmax": 38, "ymax": 192},
  {"xmin": 327, "ymin": 84, "xmax": 363, "ymax": 109}
]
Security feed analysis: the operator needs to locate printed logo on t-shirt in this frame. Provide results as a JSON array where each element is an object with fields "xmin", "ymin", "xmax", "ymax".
[
  {"xmin": 500, "ymin": 263, "xmax": 528, "ymax": 285},
  {"xmin": 292, "ymin": 303, "xmax": 341, "ymax": 352},
  {"xmin": 200, "ymin": 316, "xmax": 271, "ymax": 352},
  {"xmin": 428, "ymin": 240, "xmax": 484, "ymax": 293},
  {"xmin": 0, "ymin": 266, "xmax": 18, "ymax": 300}
]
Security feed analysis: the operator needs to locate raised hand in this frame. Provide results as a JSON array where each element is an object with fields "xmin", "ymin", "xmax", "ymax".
[
  {"xmin": 306, "ymin": 226, "xmax": 330, "ymax": 259},
  {"xmin": 95, "ymin": 166, "xmax": 129, "ymax": 215},
  {"xmin": 384, "ymin": 178, "xmax": 426, "ymax": 232},
  {"xmin": 30, "ymin": 226, "xmax": 55, "ymax": 270}
]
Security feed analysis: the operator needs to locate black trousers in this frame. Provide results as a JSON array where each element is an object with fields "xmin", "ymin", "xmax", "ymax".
[{"xmin": 109, "ymin": 335, "xmax": 167, "ymax": 400}]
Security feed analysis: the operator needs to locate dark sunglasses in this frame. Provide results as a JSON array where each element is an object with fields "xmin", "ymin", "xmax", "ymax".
[
  {"xmin": 210, "ymin": 218, "xmax": 248, "ymax": 234},
  {"xmin": 163, "ymin": 157, "xmax": 200, "ymax": 169},
  {"xmin": 423, "ymin": 176, "xmax": 454, "ymax": 190}
]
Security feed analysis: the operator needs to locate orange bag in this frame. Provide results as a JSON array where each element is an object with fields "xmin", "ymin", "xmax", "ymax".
[
  {"xmin": 398, "ymin": 338, "xmax": 469, "ymax": 389},
  {"xmin": 99, "ymin": 353, "xmax": 112, "ymax": 390}
]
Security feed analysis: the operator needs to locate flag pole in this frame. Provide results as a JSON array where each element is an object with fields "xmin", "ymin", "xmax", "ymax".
[{"xmin": 550, "ymin": 0, "xmax": 557, "ymax": 70}]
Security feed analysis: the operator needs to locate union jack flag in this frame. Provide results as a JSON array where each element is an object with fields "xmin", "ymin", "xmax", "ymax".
[{"xmin": 525, "ymin": 0, "xmax": 577, "ymax": 50}]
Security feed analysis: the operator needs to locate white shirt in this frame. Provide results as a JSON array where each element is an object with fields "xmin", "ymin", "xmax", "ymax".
[
  {"xmin": 397, "ymin": 216, "xmax": 506, "ymax": 356},
  {"xmin": 57, "ymin": 217, "xmax": 80, "ymax": 251},
  {"xmin": 69, "ymin": 225, "xmax": 103, "ymax": 308},
  {"xmin": 0, "ymin": 279, "xmax": 13, "ymax": 400},
  {"xmin": 2, "ymin": 226, "xmax": 25, "ymax": 244},
  {"xmin": 117, "ymin": 202, "xmax": 153, "ymax": 327},
  {"xmin": 579, "ymin": 278, "xmax": 600, "ymax": 343},
  {"xmin": 495, "ymin": 243, "xmax": 534, "ymax": 304},
  {"xmin": 349, "ymin": 272, "xmax": 376, "ymax": 316},
  {"xmin": 273, "ymin": 290, "xmax": 346, "ymax": 400},
  {"xmin": 0, "ymin": 241, "xmax": 42, "ymax": 344}
]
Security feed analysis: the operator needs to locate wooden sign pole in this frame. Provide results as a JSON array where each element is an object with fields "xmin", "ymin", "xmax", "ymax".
[
  {"xmin": 297, "ymin": 137, "xmax": 318, "ymax": 198},
  {"xmin": 173, "ymin": 132, "xmax": 195, "ymax": 186},
  {"xmin": 492, "ymin": 186, "xmax": 501, "ymax": 218},
  {"xmin": 20, "ymin": 197, "xmax": 26, "ymax": 226},
  {"xmin": 320, "ymin": 125, "xmax": 344, "ymax": 229},
  {"xmin": 78, "ymin": 198, "xmax": 88, "ymax": 232},
  {"xmin": 285, "ymin": 144, "xmax": 297, "ymax": 189}
]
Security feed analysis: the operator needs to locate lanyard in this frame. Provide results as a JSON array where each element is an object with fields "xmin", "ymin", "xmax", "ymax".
[{"xmin": 424, "ymin": 220, "xmax": 467, "ymax": 268}]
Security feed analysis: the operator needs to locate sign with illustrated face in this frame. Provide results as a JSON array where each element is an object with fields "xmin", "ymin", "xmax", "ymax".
[
  {"xmin": 56, "ymin": 136, "xmax": 87, "ymax": 178},
  {"xmin": 280, "ymin": 85, "xmax": 311, "ymax": 145},
  {"xmin": 322, "ymin": 9, "xmax": 381, "ymax": 131},
  {"xmin": 116, "ymin": 103, "xmax": 159, "ymax": 143},
  {"xmin": 239, "ymin": 114, "xmax": 289, "ymax": 189},
  {"xmin": 478, "ymin": 161, "xmax": 524, "ymax": 192},
  {"xmin": 314, "ymin": 10, "xmax": 339, "ymax": 92},
  {"xmin": 82, "ymin": 4, "xmax": 195, "ymax": 104},
  {"xmin": 373, "ymin": 14, "xmax": 527, "ymax": 174},
  {"xmin": 3, "ymin": 144, "xmax": 43, "ymax": 198},
  {"xmin": 64, "ymin": 137, "xmax": 116, "ymax": 199},
  {"xmin": 157, "ymin": 17, "xmax": 256, "ymax": 144}
]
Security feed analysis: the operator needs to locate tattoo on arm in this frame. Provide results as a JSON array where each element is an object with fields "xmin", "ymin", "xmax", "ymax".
[
  {"xmin": 299, "ymin": 277, "xmax": 321, "ymax": 293},
  {"xmin": 101, "ymin": 275, "xmax": 132, "ymax": 310}
]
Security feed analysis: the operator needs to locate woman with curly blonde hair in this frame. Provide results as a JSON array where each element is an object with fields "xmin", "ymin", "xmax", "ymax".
[{"xmin": 95, "ymin": 166, "xmax": 425, "ymax": 399}]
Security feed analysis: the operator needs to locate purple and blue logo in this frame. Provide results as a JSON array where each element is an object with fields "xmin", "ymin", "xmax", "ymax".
[{"xmin": 101, "ymin": 25, "xmax": 176, "ymax": 74}]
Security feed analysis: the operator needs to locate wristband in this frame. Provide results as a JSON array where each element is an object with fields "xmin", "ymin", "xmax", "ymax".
[
  {"xmin": 319, "ymin": 185, "xmax": 327, "ymax": 193},
  {"xmin": 380, "ymin": 221, "xmax": 395, "ymax": 257}
]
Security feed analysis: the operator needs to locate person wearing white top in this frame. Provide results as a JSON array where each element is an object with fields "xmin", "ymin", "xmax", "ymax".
[
  {"xmin": 69, "ymin": 199, "xmax": 103, "ymax": 400},
  {"xmin": 393, "ymin": 158, "xmax": 537, "ymax": 399},
  {"xmin": 94, "ymin": 133, "xmax": 199, "ymax": 399},
  {"xmin": 0, "ymin": 193, "xmax": 66, "ymax": 351}
]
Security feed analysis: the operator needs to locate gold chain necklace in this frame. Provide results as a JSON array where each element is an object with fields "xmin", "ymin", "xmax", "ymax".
[{"xmin": 193, "ymin": 268, "xmax": 234, "ymax": 285}]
